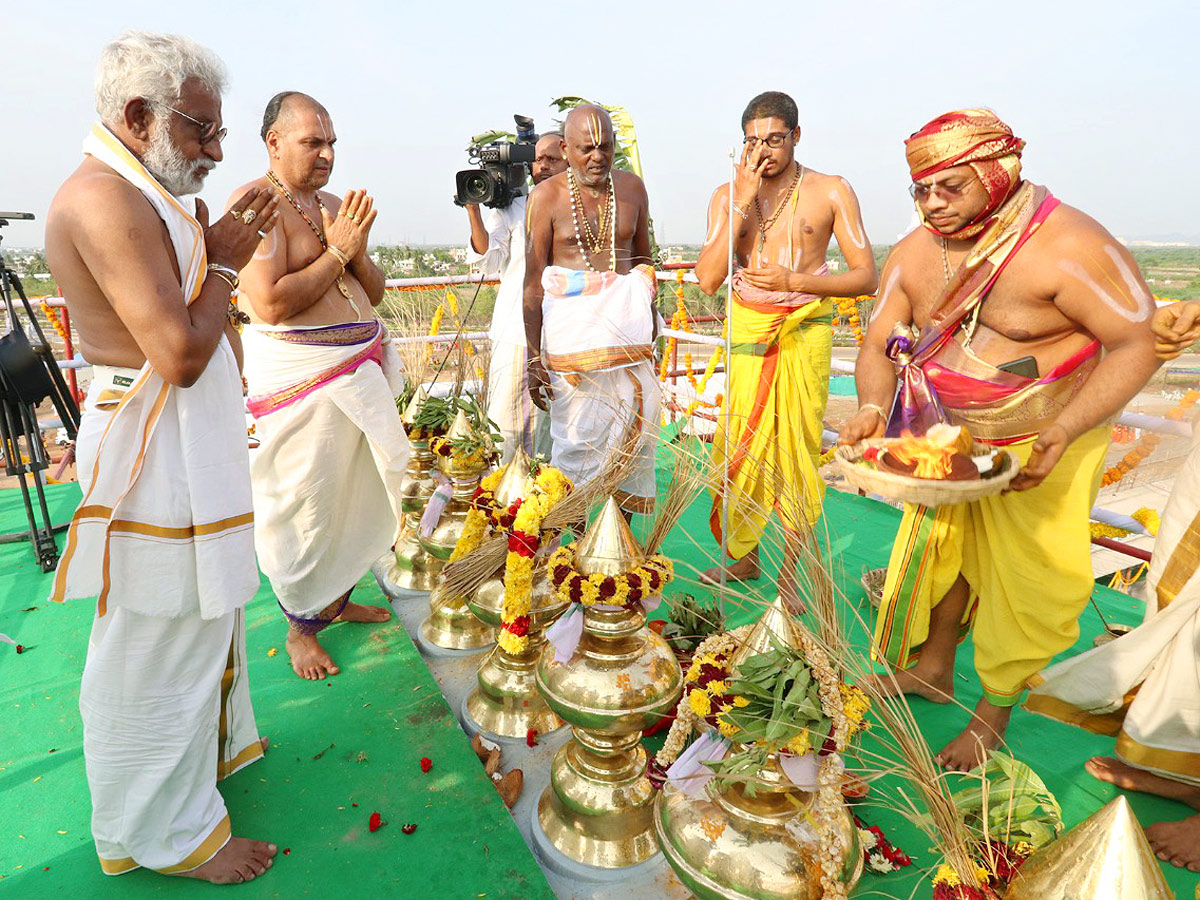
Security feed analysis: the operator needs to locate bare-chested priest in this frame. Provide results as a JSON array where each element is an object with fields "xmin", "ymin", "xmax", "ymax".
[
  {"xmin": 841, "ymin": 109, "xmax": 1158, "ymax": 771},
  {"xmin": 695, "ymin": 91, "xmax": 878, "ymax": 607},
  {"xmin": 524, "ymin": 105, "xmax": 659, "ymax": 514},
  {"xmin": 47, "ymin": 30, "xmax": 275, "ymax": 883},
  {"xmin": 232, "ymin": 92, "xmax": 410, "ymax": 680}
]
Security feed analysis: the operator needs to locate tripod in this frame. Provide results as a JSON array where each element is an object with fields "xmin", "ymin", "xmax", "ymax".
[{"xmin": 0, "ymin": 213, "xmax": 81, "ymax": 571}]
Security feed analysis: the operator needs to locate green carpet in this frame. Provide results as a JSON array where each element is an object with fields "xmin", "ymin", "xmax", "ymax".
[
  {"xmin": 0, "ymin": 482, "xmax": 553, "ymax": 899},
  {"xmin": 2, "ymin": 458, "xmax": 1198, "ymax": 898}
]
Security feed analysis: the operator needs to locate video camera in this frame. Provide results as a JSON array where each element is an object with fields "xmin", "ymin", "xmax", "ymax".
[{"xmin": 454, "ymin": 115, "xmax": 538, "ymax": 210}]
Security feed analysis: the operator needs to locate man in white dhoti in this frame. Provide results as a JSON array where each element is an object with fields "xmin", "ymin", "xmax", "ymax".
[
  {"xmin": 1026, "ymin": 299, "xmax": 1200, "ymax": 870},
  {"xmin": 463, "ymin": 132, "xmax": 566, "ymax": 463},
  {"xmin": 45, "ymin": 31, "xmax": 278, "ymax": 884},
  {"xmin": 233, "ymin": 92, "xmax": 409, "ymax": 681},
  {"xmin": 523, "ymin": 106, "xmax": 659, "ymax": 514}
]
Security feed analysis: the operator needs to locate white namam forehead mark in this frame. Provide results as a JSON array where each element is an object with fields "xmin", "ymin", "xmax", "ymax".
[
  {"xmin": 831, "ymin": 178, "xmax": 866, "ymax": 250},
  {"xmin": 1058, "ymin": 250, "xmax": 1153, "ymax": 323},
  {"xmin": 316, "ymin": 112, "xmax": 334, "ymax": 142},
  {"xmin": 869, "ymin": 265, "xmax": 902, "ymax": 323},
  {"xmin": 586, "ymin": 112, "xmax": 603, "ymax": 146}
]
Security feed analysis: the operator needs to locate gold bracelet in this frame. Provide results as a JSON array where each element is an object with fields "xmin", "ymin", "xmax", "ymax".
[
  {"xmin": 326, "ymin": 245, "xmax": 350, "ymax": 269},
  {"xmin": 208, "ymin": 268, "xmax": 238, "ymax": 292},
  {"xmin": 858, "ymin": 402, "xmax": 887, "ymax": 421}
]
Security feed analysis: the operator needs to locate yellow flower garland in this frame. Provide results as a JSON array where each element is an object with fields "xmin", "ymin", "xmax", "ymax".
[
  {"xmin": 497, "ymin": 466, "xmax": 571, "ymax": 655},
  {"xmin": 547, "ymin": 545, "xmax": 674, "ymax": 609},
  {"xmin": 444, "ymin": 460, "xmax": 572, "ymax": 655},
  {"xmin": 448, "ymin": 468, "xmax": 504, "ymax": 562}
]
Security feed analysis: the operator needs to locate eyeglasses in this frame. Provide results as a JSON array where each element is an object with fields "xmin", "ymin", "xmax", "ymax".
[
  {"xmin": 908, "ymin": 175, "xmax": 978, "ymax": 202},
  {"xmin": 159, "ymin": 104, "xmax": 227, "ymax": 145},
  {"xmin": 743, "ymin": 132, "xmax": 791, "ymax": 149}
]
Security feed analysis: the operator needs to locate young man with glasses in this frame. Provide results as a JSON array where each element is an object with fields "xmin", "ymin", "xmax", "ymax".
[
  {"xmin": 841, "ymin": 109, "xmax": 1159, "ymax": 772},
  {"xmin": 695, "ymin": 90, "xmax": 877, "ymax": 611}
]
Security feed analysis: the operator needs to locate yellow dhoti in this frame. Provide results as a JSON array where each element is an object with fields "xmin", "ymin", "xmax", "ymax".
[
  {"xmin": 710, "ymin": 276, "xmax": 831, "ymax": 559},
  {"xmin": 874, "ymin": 425, "xmax": 1109, "ymax": 706}
]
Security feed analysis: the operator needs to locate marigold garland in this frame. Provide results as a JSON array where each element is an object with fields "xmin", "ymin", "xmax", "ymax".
[
  {"xmin": 498, "ymin": 466, "xmax": 570, "ymax": 654},
  {"xmin": 1088, "ymin": 506, "xmax": 1161, "ymax": 540},
  {"xmin": 429, "ymin": 434, "xmax": 494, "ymax": 470},
  {"xmin": 445, "ymin": 462, "xmax": 572, "ymax": 654},
  {"xmin": 547, "ymin": 545, "xmax": 674, "ymax": 610},
  {"xmin": 40, "ymin": 301, "xmax": 70, "ymax": 342},
  {"xmin": 1101, "ymin": 387, "xmax": 1200, "ymax": 487},
  {"xmin": 834, "ymin": 295, "xmax": 870, "ymax": 346}
]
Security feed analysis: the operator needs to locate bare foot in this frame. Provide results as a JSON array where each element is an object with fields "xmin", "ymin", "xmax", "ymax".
[
  {"xmin": 1086, "ymin": 757, "xmax": 1200, "ymax": 810},
  {"xmin": 285, "ymin": 629, "xmax": 340, "ymax": 680},
  {"xmin": 864, "ymin": 663, "xmax": 954, "ymax": 704},
  {"xmin": 934, "ymin": 701, "xmax": 1012, "ymax": 772},
  {"xmin": 778, "ymin": 568, "xmax": 807, "ymax": 616},
  {"xmin": 699, "ymin": 551, "xmax": 760, "ymax": 586},
  {"xmin": 174, "ymin": 837, "xmax": 277, "ymax": 885},
  {"xmin": 333, "ymin": 600, "xmax": 391, "ymax": 623},
  {"xmin": 1146, "ymin": 813, "xmax": 1200, "ymax": 871}
]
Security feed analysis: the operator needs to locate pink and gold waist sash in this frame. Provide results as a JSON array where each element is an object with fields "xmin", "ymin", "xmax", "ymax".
[
  {"xmin": 923, "ymin": 336, "xmax": 1101, "ymax": 444},
  {"xmin": 246, "ymin": 321, "xmax": 383, "ymax": 419}
]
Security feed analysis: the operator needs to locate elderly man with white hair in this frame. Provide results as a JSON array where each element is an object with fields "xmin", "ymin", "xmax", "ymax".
[{"xmin": 46, "ymin": 31, "xmax": 278, "ymax": 884}]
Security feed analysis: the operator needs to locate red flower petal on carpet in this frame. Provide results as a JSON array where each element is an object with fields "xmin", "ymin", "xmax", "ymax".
[
  {"xmin": 420, "ymin": 757, "xmax": 433, "ymax": 773},
  {"xmin": 401, "ymin": 823, "xmax": 418, "ymax": 835},
  {"xmin": 368, "ymin": 812, "xmax": 383, "ymax": 832}
]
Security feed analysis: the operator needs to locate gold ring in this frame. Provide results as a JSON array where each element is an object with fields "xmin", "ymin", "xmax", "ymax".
[
  {"xmin": 348, "ymin": 213, "xmax": 358, "ymax": 222},
  {"xmin": 241, "ymin": 208, "xmax": 258, "ymax": 225}
]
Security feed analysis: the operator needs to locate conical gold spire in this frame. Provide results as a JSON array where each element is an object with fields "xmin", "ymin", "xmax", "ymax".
[
  {"xmin": 1005, "ymin": 796, "xmax": 1171, "ymax": 899},
  {"xmin": 446, "ymin": 408, "xmax": 476, "ymax": 442},
  {"xmin": 400, "ymin": 386, "xmax": 429, "ymax": 426},
  {"xmin": 729, "ymin": 596, "xmax": 806, "ymax": 669},
  {"xmin": 574, "ymin": 497, "xmax": 642, "ymax": 576},
  {"xmin": 493, "ymin": 447, "xmax": 533, "ymax": 509}
]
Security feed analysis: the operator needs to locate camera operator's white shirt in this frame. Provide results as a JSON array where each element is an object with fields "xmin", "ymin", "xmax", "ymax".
[{"xmin": 466, "ymin": 194, "xmax": 527, "ymax": 348}]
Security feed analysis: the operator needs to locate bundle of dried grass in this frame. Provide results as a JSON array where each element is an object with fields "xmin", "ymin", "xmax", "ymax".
[{"xmin": 644, "ymin": 437, "xmax": 708, "ymax": 557}]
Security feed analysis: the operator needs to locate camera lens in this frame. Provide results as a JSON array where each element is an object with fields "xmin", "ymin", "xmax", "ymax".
[{"xmin": 464, "ymin": 173, "xmax": 492, "ymax": 204}]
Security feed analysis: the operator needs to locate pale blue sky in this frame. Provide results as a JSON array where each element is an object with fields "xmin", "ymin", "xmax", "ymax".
[{"xmin": 3, "ymin": 0, "xmax": 1196, "ymax": 250}]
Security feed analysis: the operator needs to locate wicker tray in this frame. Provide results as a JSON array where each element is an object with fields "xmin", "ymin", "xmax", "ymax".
[{"xmin": 835, "ymin": 439, "xmax": 1020, "ymax": 506}]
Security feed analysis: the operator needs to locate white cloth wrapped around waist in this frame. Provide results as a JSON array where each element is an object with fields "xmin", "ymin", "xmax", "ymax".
[
  {"xmin": 241, "ymin": 320, "xmax": 402, "ymax": 416},
  {"xmin": 51, "ymin": 122, "xmax": 257, "ymax": 620},
  {"xmin": 242, "ymin": 319, "xmax": 410, "ymax": 618},
  {"xmin": 540, "ymin": 263, "xmax": 659, "ymax": 373}
]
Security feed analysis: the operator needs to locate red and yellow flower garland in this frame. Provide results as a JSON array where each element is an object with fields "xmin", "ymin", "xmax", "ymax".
[
  {"xmin": 497, "ymin": 466, "xmax": 570, "ymax": 653},
  {"xmin": 429, "ymin": 433, "xmax": 496, "ymax": 470},
  {"xmin": 547, "ymin": 545, "xmax": 673, "ymax": 610},
  {"xmin": 446, "ymin": 462, "xmax": 572, "ymax": 654}
]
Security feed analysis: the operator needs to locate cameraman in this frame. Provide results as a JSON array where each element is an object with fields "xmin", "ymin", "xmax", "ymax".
[{"xmin": 464, "ymin": 132, "xmax": 566, "ymax": 463}]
